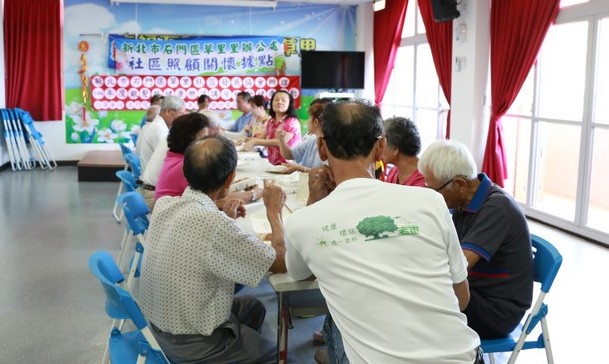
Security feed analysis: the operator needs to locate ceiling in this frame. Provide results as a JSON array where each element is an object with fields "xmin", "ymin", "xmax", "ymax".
[{"xmin": 110, "ymin": 0, "xmax": 373, "ymax": 6}]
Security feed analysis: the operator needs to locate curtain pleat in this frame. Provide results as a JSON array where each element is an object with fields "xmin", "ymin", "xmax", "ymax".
[
  {"xmin": 4, "ymin": 0, "xmax": 64, "ymax": 121},
  {"xmin": 418, "ymin": 0, "xmax": 453, "ymax": 138},
  {"xmin": 374, "ymin": 0, "xmax": 409, "ymax": 105},
  {"xmin": 482, "ymin": 0, "xmax": 560, "ymax": 186}
]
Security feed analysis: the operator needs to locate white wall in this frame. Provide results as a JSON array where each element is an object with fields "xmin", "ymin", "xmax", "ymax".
[
  {"xmin": 449, "ymin": 0, "xmax": 490, "ymax": 168},
  {"xmin": 34, "ymin": 120, "xmax": 118, "ymax": 161}
]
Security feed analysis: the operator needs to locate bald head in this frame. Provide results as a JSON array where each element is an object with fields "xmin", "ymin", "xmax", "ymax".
[
  {"xmin": 183, "ymin": 135, "xmax": 237, "ymax": 193},
  {"xmin": 321, "ymin": 99, "xmax": 384, "ymax": 160}
]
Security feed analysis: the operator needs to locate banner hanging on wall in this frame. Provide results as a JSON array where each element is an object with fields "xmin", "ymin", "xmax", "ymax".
[
  {"xmin": 108, "ymin": 34, "xmax": 289, "ymax": 76},
  {"xmin": 89, "ymin": 74, "xmax": 301, "ymax": 111}
]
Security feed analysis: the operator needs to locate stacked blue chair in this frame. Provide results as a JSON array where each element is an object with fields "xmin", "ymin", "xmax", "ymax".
[
  {"xmin": 481, "ymin": 234, "xmax": 563, "ymax": 364},
  {"xmin": 113, "ymin": 144, "xmax": 135, "ymax": 222},
  {"xmin": 89, "ymin": 251, "xmax": 169, "ymax": 364},
  {"xmin": 117, "ymin": 192, "xmax": 150, "ymax": 286},
  {"xmin": 125, "ymin": 152, "xmax": 143, "ymax": 181}
]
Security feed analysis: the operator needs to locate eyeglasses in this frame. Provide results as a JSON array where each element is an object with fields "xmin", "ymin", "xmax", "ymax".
[{"xmin": 429, "ymin": 175, "xmax": 468, "ymax": 192}]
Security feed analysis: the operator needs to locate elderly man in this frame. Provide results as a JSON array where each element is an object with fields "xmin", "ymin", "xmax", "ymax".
[
  {"xmin": 136, "ymin": 95, "xmax": 185, "ymax": 170},
  {"xmin": 285, "ymin": 100, "xmax": 482, "ymax": 363},
  {"xmin": 418, "ymin": 139, "xmax": 533, "ymax": 339},
  {"xmin": 140, "ymin": 135, "xmax": 287, "ymax": 364}
]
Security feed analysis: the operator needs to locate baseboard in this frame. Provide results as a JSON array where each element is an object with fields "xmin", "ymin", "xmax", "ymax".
[{"xmin": 0, "ymin": 160, "xmax": 78, "ymax": 173}]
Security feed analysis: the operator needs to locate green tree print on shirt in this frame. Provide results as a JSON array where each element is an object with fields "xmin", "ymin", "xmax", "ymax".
[{"xmin": 356, "ymin": 216, "xmax": 398, "ymax": 240}]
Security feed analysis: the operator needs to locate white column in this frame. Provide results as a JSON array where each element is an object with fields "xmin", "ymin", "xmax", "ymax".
[
  {"xmin": 356, "ymin": 3, "xmax": 375, "ymax": 101},
  {"xmin": 449, "ymin": 0, "xmax": 491, "ymax": 168}
]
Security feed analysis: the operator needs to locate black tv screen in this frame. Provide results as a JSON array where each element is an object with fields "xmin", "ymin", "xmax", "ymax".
[{"xmin": 300, "ymin": 51, "xmax": 365, "ymax": 90}]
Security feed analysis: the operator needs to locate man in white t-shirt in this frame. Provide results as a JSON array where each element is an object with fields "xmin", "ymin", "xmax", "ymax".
[
  {"xmin": 284, "ymin": 100, "xmax": 482, "ymax": 364},
  {"xmin": 136, "ymin": 95, "xmax": 185, "ymax": 170}
]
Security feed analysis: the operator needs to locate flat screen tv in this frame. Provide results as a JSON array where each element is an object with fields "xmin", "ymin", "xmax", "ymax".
[{"xmin": 300, "ymin": 51, "xmax": 365, "ymax": 90}]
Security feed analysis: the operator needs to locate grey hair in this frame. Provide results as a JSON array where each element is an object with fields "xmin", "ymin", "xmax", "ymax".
[
  {"xmin": 418, "ymin": 140, "xmax": 478, "ymax": 183},
  {"xmin": 160, "ymin": 95, "xmax": 185, "ymax": 112}
]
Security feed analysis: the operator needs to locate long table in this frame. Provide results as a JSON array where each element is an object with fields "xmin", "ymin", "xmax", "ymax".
[{"xmin": 234, "ymin": 152, "xmax": 328, "ymax": 364}]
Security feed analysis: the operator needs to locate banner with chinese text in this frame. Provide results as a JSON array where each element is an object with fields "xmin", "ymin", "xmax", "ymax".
[
  {"xmin": 90, "ymin": 74, "xmax": 301, "ymax": 111},
  {"xmin": 108, "ymin": 34, "xmax": 289, "ymax": 76}
]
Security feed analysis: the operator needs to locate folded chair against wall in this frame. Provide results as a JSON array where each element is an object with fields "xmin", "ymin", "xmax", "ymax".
[
  {"xmin": 481, "ymin": 234, "xmax": 563, "ymax": 364},
  {"xmin": 113, "ymin": 144, "xmax": 135, "ymax": 223},
  {"xmin": 17, "ymin": 108, "xmax": 57, "ymax": 170},
  {"xmin": 89, "ymin": 250, "xmax": 169, "ymax": 364},
  {"xmin": 117, "ymin": 192, "xmax": 150, "ymax": 286}
]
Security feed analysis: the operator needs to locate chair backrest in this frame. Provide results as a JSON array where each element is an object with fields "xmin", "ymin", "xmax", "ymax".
[
  {"xmin": 115, "ymin": 170, "xmax": 139, "ymax": 192},
  {"xmin": 117, "ymin": 191, "xmax": 150, "ymax": 236},
  {"xmin": 124, "ymin": 153, "xmax": 142, "ymax": 179},
  {"xmin": 89, "ymin": 251, "xmax": 149, "ymax": 330},
  {"xmin": 119, "ymin": 144, "xmax": 133, "ymax": 160},
  {"xmin": 531, "ymin": 234, "xmax": 563, "ymax": 293}
]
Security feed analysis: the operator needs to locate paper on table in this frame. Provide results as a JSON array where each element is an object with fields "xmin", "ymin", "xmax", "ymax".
[
  {"xmin": 250, "ymin": 209, "xmax": 292, "ymax": 235},
  {"xmin": 238, "ymin": 151, "xmax": 260, "ymax": 161}
]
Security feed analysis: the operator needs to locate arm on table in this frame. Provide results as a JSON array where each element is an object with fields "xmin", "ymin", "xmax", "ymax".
[
  {"xmin": 263, "ymin": 181, "xmax": 288, "ymax": 273},
  {"xmin": 307, "ymin": 165, "xmax": 336, "ymax": 206},
  {"xmin": 276, "ymin": 130, "xmax": 294, "ymax": 160}
]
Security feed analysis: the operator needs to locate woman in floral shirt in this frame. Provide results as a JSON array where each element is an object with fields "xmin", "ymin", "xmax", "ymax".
[{"xmin": 243, "ymin": 90, "xmax": 302, "ymax": 165}]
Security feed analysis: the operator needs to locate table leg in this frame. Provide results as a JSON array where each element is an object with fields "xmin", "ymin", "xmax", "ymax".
[{"xmin": 277, "ymin": 292, "xmax": 290, "ymax": 364}]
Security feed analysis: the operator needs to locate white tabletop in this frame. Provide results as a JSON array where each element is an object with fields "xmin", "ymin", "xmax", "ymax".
[{"xmin": 234, "ymin": 152, "xmax": 315, "ymax": 292}]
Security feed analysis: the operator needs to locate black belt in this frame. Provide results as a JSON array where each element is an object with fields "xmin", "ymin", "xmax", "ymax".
[{"xmin": 141, "ymin": 183, "xmax": 156, "ymax": 191}]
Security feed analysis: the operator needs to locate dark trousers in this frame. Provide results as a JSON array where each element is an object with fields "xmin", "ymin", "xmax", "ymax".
[{"xmin": 150, "ymin": 296, "xmax": 276, "ymax": 364}]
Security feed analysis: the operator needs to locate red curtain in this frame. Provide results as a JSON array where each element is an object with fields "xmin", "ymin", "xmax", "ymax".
[
  {"xmin": 482, "ymin": 0, "xmax": 560, "ymax": 186},
  {"xmin": 417, "ymin": 0, "xmax": 453, "ymax": 138},
  {"xmin": 4, "ymin": 0, "xmax": 64, "ymax": 121},
  {"xmin": 374, "ymin": 0, "xmax": 409, "ymax": 105}
]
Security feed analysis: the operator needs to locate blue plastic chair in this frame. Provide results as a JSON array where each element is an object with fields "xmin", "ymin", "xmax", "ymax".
[
  {"xmin": 125, "ymin": 152, "xmax": 143, "ymax": 180},
  {"xmin": 89, "ymin": 251, "xmax": 169, "ymax": 364},
  {"xmin": 116, "ymin": 170, "xmax": 140, "ymax": 193},
  {"xmin": 113, "ymin": 144, "xmax": 135, "ymax": 222},
  {"xmin": 117, "ymin": 192, "xmax": 150, "ymax": 286},
  {"xmin": 481, "ymin": 234, "xmax": 563, "ymax": 364}
]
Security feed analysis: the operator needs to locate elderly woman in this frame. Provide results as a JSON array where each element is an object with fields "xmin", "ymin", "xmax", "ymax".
[{"xmin": 382, "ymin": 116, "xmax": 426, "ymax": 187}]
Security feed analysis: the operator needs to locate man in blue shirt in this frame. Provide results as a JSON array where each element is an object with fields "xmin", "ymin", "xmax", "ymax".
[
  {"xmin": 419, "ymin": 139, "xmax": 533, "ymax": 340},
  {"xmin": 228, "ymin": 91, "xmax": 253, "ymax": 133}
]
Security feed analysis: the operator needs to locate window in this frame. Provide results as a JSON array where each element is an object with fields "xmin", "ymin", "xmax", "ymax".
[
  {"xmin": 381, "ymin": 0, "xmax": 447, "ymax": 151},
  {"xmin": 504, "ymin": 4, "xmax": 609, "ymax": 242}
]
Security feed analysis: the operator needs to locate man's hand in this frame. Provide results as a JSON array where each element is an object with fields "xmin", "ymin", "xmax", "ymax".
[
  {"xmin": 243, "ymin": 138, "xmax": 257, "ymax": 151},
  {"xmin": 220, "ymin": 198, "xmax": 246, "ymax": 219},
  {"xmin": 307, "ymin": 165, "xmax": 336, "ymax": 205},
  {"xmin": 279, "ymin": 163, "xmax": 303, "ymax": 174},
  {"xmin": 262, "ymin": 180, "xmax": 287, "ymax": 214}
]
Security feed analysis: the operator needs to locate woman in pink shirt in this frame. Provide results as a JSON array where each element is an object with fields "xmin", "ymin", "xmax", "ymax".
[
  {"xmin": 155, "ymin": 113, "xmax": 264, "ymax": 204},
  {"xmin": 382, "ymin": 117, "xmax": 426, "ymax": 187},
  {"xmin": 154, "ymin": 113, "xmax": 212, "ymax": 201},
  {"xmin": 243, "ymin": 90, "xmax": 302, "ymax": 165}
]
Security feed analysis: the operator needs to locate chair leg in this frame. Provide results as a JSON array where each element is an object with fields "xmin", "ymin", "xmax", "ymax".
[
  {"xmin": 125, "ymin": 250, "xmax": 141, "ymax": 291},
  {"xmin": 117, "ymin": 230, "xmax": 133, "ymax": 272},
  {"xmin": 112, "ymin": 182, "xmax": 125, "ymax": 223},
  {"xmin": 101, "ymin": 344, "xmax": 110, "ymax": 364},
  {"xmin": 277, "ymin": 292, "xmax": 290, "ymax": 364},
  {"xmin": 102, "ymin": 319, "xmax": 121, "ymax": 364},
  {"xmin": 541, "ymin": 317, "xmax": 554, "ymax": 364},
  {"xmin": 487, "ymin": 353, "xmax": 496, "ymax": 364}
]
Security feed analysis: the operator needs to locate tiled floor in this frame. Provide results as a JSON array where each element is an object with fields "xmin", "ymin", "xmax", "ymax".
[{"xmin": 0, "ymin": 166, "xmax": 605, "ymax": 363}]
